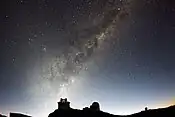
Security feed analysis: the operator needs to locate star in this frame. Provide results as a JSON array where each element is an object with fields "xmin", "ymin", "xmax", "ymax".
[
  {"xmin": 12, "ymin": 57, "xmax": 16, "ymax": 63},
  {"xmin": 43, "ymin": 47, "xmax": 47, "ymax": 52},
  {"xmin": 41, "ymin": 44, "xmax": 47, "ymax": 52},
  {"xmin": 118, "ymin": 7, "xmax": 121, "ymax": 11}
]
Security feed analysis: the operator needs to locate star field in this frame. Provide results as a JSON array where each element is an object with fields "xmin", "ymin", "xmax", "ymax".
[{"xmin": 0, "ymin": 0, "xmax": 175, "ymax": 117}]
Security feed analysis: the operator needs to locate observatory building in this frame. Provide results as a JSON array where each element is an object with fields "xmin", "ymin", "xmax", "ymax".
[{"xmin": 58, "ymin": 98, "xmax": 70, "ymax": 110}]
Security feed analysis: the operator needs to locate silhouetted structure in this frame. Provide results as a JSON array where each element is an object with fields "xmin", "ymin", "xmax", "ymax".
[
  {"xmin": 145, "ymin": 107, "xmax": 148, "ymax": 111},
  {"xmin": 58, "ymin": 98, "xmax": 70, "ymax": 110},
  {"xmin": 1, "ymin": 98, "xmax": 175, "ymax": 117},
  {"xmin": 83, "ymin": 107, "xmax": 89, "ymax": 110},
  {"xmin": 10, "ymin": 113, "xmax": 31, "ymax": 117},
  {"xmin": 130, "ymin": 105, "xmax": 175, "ymax": 117},
  {"xmin": 90, "ymin": 102, "xmax": 100, "ymax": 111},
  {"xmin": 0, "ymin": 114, "xmax": 7, "ymax": 117}
]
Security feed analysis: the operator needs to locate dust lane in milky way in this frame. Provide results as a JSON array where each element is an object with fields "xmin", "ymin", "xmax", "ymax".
[
  {"xmin": 28, "ymin": 0, "xmax": 133, "ymax": 99},
  {"xmin": 0, "ymin": 0, "xmax": 175, "ymax": 117}
]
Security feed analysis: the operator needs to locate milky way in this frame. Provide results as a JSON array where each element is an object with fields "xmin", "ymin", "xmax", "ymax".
[
  {"xmin": 32, "ymin": 0, "xmax": 133, "ymax": 99},
  {"xmin": 1, "ymin": 0, "xmax": 175, "ymax": 116}
]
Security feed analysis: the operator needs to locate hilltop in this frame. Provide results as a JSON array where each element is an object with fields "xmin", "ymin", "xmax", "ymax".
[
  {"xmin": 1, "ymin": 98, "xmax": 175, "ymax": 117},
  {"xmin": 49, "ymin": 98, "xmax": 175, "ymax": 117}
]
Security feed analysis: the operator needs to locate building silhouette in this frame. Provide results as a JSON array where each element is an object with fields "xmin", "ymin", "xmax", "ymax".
[
  {"xmin": 58, "ymin": 98, "xmax": 70, "ymax": 110},
  {"xmin": 0, "ymin": 114, "xmax": 7, "ymax": 117},
  {"xmin": 145, "ymin": 107, "xmax": 148, "ymax": 111},
  {"xmin": 83, "ymin": 102, "xmax": 100, "ymax": 111},
  {"xmin": 90, "ymin": 102, "xmax": 100, "ymax": 111},
  {"xmin": 83, "ymin": 107, "xmax": 89, "ymax": 110}
]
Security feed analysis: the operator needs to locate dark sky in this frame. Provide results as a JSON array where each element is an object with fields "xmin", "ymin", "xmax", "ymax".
[{"xmin": 0, "ymin": 0, "xmax": 175, "ymax": 116}]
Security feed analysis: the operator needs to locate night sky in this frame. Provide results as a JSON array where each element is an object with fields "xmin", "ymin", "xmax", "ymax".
[{"xmin": 0, "ymin": 0, "xmax": 175, "ymax": 117}]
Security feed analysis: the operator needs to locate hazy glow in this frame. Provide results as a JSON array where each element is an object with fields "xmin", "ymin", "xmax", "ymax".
[{"xmin": 1, "ymin": 1, "xmax": 175, "ymax": 117}]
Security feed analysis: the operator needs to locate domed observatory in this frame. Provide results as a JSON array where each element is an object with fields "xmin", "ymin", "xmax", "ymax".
[{"xmin": 90, "ymin": 102, "xmax": 100, "ymax": 111}]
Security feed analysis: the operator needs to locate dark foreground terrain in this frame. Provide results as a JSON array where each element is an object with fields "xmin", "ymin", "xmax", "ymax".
[
  {"xmin": 1, "ymin": 105, "xmax": 175, "ymax": 117},
  {"xmin": 0, "ymin": 113, "xmax": 31, "ymax": 117},
  {"xmin": 49, "ymin": 105, "xmax": 175, "ymax": 117}
]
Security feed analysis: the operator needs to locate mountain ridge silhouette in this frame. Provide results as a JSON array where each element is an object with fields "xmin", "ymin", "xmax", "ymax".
[
  {"xmin": 48, "ymin": 105, "xmax": 175, "ymax": 117},
  {"xmin": 1, "ymin": 99, "xmax": 175, "ymax": 117}
]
